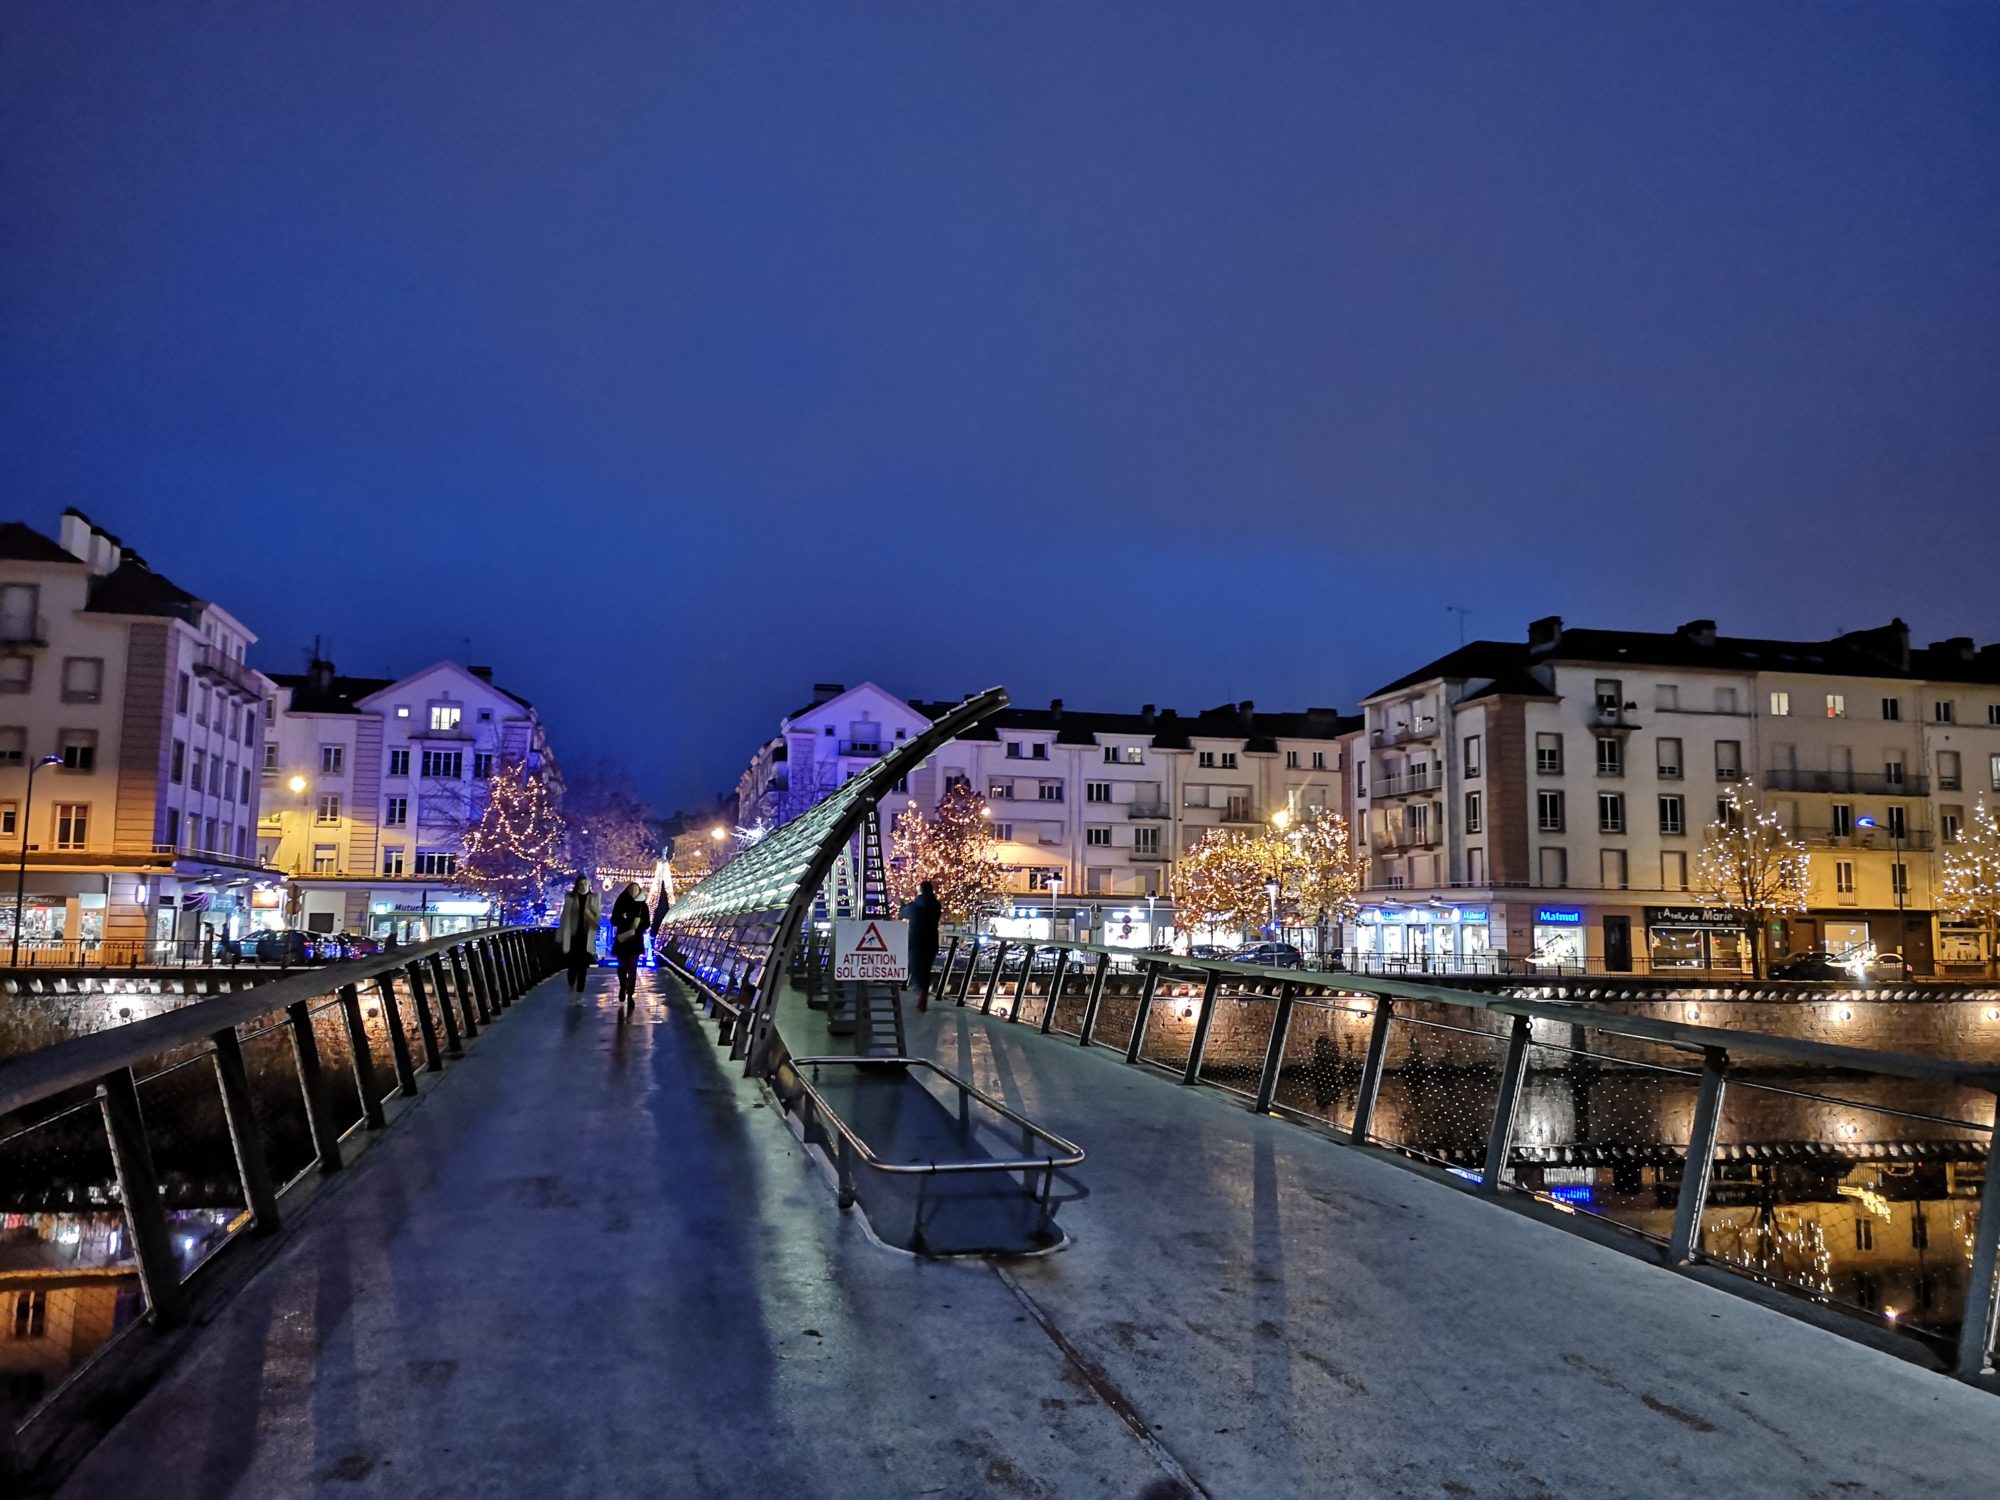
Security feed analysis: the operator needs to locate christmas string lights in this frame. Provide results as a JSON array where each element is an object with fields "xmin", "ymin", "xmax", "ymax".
[
  {"xmin": 1940, "ymin": 798, "xmax": 2000, "ymax": 974},
  {"xmin": 459, "ymin": 759, "xmax": 569, "ymax": 921},
  {"xmin": 1694, "ymin": 781, "xmax": 1810, "ymax": 978},
  {"xmin": 885, "ymin": 782, "xmax": 1005, "ymax": 924}
]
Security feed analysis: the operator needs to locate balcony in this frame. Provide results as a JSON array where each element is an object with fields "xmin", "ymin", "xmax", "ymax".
[
  {"xmin": 1763, "ymin": 769, "xmax": 1931, "ymax": 797},
  {"xmin": 194, "ymin": 644, "xmax": 264, "ymax": 701},
  {"xmin": 1374, "ymin": 769, "xmax": 1439, "ymax": 799},
  {"xmin": 1797, "ymin": 826, "xmax": 1934, "ymax": 851},
  {"xmin": 1589, "ymin": 703, "xmax": 1640, "ymax": 732},
  {"xmin": 1370, "ymin": 827, "xmax": 1441, "ymax": 854},
  {"xmin": 1127, "ymin": 800, "xmax": 1170, "ymax": 819},
  {"xmin": 1218, "ymin": 806, "xmax": 1261, "ymax": 824},
  {"xmin": 838, "ymin": 740, "xmax": 885, "ymax": 758},
  {"xmin": 0, "ymin": 614, "xmax": 48, "ymax": 647},
  {"xmin": 1131, "ymin": 848, "xmax": 1168, "ymax": 862},
  {"xmin": 1371, "ymin": 716, "xmax": 1439, "ymax": 747}
]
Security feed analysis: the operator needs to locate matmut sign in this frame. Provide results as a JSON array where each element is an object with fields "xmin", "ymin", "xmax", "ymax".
[{"xmin": 833, "ymin": 919, "xmax": 910, "ymax": 983}]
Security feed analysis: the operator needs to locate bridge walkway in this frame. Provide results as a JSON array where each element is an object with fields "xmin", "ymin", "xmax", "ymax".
[{"xmin": 58, "ymin": 967, "xmax": 2000, "ymax": 1499}]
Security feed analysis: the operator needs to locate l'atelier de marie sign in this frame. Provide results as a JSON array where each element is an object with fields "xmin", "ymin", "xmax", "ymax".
[{"xmin": 834, "ymin": 919, "xmax": 910, "ymax": 982}]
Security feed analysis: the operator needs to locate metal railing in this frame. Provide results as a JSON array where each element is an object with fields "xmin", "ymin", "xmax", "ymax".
[
  {"xmin": 927, "ymin": 936, "xmax": 2000, "ymax": 1383},
  {"xmin": 2, "ymin": 937, "xmax": 333, "ymax": 972},
  {"xmin": 192, "ymin": 643, "xmax": 264, "ymax": 700},
  {"xmin": 1765, "ymin": 769, "xmax": 1931, "ymax": 797},
  {"xmin": 0, "ymin": 926, "xmax": 556, "ymax": 1479}
]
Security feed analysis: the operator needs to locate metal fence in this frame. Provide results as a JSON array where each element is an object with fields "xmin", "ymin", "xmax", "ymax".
[
  {"xmin": 921, "ymin": 936, "xmax": 2000, "ymax": 1384},
  {"xmin": 0, "ymin": 927, "xmax": 557, "ymax": 1479}
]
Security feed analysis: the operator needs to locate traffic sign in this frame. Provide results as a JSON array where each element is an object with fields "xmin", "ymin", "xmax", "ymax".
[{"xmin": 834, "ymin": 919, "xmax": 910, "ymax": 982}]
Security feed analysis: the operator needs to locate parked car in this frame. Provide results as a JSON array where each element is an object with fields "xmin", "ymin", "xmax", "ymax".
[
  {"xmin": 1852, "ymin": 950, "xmax": 1913, "ymax": 982},
  {"xmin": 254, "ymin": 929, "xmax": 319, "ymax": 964},
  {"xmin": 1187, "ymin": 944, "xmax": 1235, "ymax": 961},
  {"xmin": 1769, "ymin": 950, "xmax": 1851, "ymax": 982},
  {"xmin": 1228, "ymin": 941, "xmax": 1304, "ymax": 969},
  {"xmin": 335, "ymin": 932, "xmax": 385, "ymax": 959}
]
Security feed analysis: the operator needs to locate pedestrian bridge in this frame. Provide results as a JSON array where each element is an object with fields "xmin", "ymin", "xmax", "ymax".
[{"xmin": 1, "ymin": 689, "xmax": 1997, "ymax": 1496}]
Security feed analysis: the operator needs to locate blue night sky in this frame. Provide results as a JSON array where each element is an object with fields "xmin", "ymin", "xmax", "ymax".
[{"xmin": 4, "ymin": 3, "xmax": 1997, "ymax": 810}]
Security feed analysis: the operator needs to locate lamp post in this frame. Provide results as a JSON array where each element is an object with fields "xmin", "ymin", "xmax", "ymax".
[
  {"xmin": 11, "ymin": 754, "xmax": 65, "ymax": 968},
  {"xmin": 1047, "ymin": 869, "xmax": 1063, "ymax": 943},
  {"xmin": 1857, "ymin": 815, "xmax": 1909, "ymax": 965},
  {"xmin": 1264, "ymin": 877, "xmax": 1280, "ymax": 937}
]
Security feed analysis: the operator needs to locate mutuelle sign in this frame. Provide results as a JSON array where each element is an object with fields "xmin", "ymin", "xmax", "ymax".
[{"xmin": 833, "ymin": 919, "xmax": 911, "ymax": 983}]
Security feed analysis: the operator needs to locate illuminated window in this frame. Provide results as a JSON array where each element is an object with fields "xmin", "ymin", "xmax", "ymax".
[
  {"xmin": 429, "ymin": 704, "xmax": 461, "ymax": 733},
  {"xmin": 1768, "ymin": 690, "xmax": 1790, "ymax": 716},
  {"xmin": 1825, "ymin": 694, "xmax": 1845, "ymax": 718}
]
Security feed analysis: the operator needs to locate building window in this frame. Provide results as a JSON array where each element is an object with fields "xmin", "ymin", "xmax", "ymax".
[
  {"xmin": 1311, "ymin": 751, "xmax": 1327, "ymax": 770},
  {"xmin": 385, "ymin": 796, "xmax": 408, "ymax": 826},
  {"xmin": 240, "ymin": 768, "xmax": 251, "ymax": 801},
  {"xmin": 1219, "ymin": 752, "xmax": 1238, "ymax": 769},
  {"xmin": 1715, "ymin": 687, "xmax": 1739, "ymax": 714},
  {"xmin": 0, "ymin": 728, "xmax": 21, "ymax": 768},
  {"xmin": 1466, "ymin": 846, "xmax": 1486, "ymax": 884},
  {"xmin": 1539, "ymin": 847, "xmax": 1568, "ymax": 887},
  {"xmin": 1085, "ymin": 826, "xmax": 1112, "ymax": 847},
  {"xmin": 388, "ymin": 749, "xmax": 410, "ymax": 777},
  {"xmin": 170, "ymin": 739, "xmax": 186, "ymax": 783},
  {"xmin": 1831, "ymin": 802, "xmax": 1853, "ymax": 838},
  {"xmin": 1655, "ymin": 684, "xmax": 1679, "ymax": 711},
  {"xmin": 1086, "ymin": 782, "xmax": 1111, "ymax": 803},
  {"xmin": 1595, "ymin": 679, "xmax": 1622, "ymax": 713},
  {"xmin": 11, "ymin": 1289, "xmax": 48, "ymax": 1340},
  {"xmin": 1355, "ymin": 762, "xmax": 1367, "ymax": 797},
  {"xmin": 320, "ymin": 745, "xmax": 345, "ymax": 775},
  {"xmin": 1885, "ymin": 804, "xmax": 1906, "ymax": 839},
  {"xmin": 382, "ymin": 847, "xmax": 406, "ymax": 876},
  {"xmin": 1595, "ymin": 737, "xmax": 1622, "ymax": 777},
  {"xmin": 992, "ymin": 823, "xmax": 1014, "ymax": 841},
  {"xmin": 1598, "ymin": 792, "xmax": 1625, "ymax": 833},
  {"xmin": 473, "ymin": 752, "xmax": 496, "ymax": 780},
  {"xmin": 988, "ymin": 782, "xmax": 1014, "ymax": 801},
  {"xmin": 1654, "ymin": 737, "xmax": 1682, "ymax": 779},
  {"xmin": 60, "ymin": 657, "xmax": 104, "ymax": 703},
  {"xmin": 1661, "ymin": 851, "xmax": 1687, "ymax": 891},
  {"xmin": 1030, "ymin": 742, "xmax": 1047, "ymax": 760},
  {"xmin": 1101, "ymin": 746, "xmax": 1119, "ymax": 764},
  {"xmin": 1891, "ymin": 863, "xmax": 1909, "ymax": 901},
  {"xmin": 1883, "ymin": 757, "xmax": 1905, "ymax": 789},
  {"xmin": 1285, "ymin": 750, "xmax": 1300, "ymax": 769},
  {"xmin": 209, "ymin": 759, "xmax": 222, "ymax": 795},
  {"xmin": 191, "ymin": 749, "xmax": 206, "ymax": 789},
  {"xmin": 1224, "ymin": 793, "xmax": 1251, "ymax": 822},
  {"xmin": 1134, "ymin": 827, "xmax": 1160, "ymax": 857},
  {"xmin": 420, "ymin": 750, "xmax": 463, "ymax": 779},
  {"xmin": 1600, "ymin": 849, "xmax": 1628, "ymax": 890},
  {"xmin": 177, "ymin": 672, "xmax": 190, "ymax": 713},
  {"xmin": 1835, "ymin": 860, "xmax": 1856, "ymax": 895},
  {"xmin": 1537, "ymin": 790, "xmax": 1565, "ymax": 832},
  {"xmin": 1535, "ymin": 733, "xmax": 1563, "ymax": 776},
  {"xmin": 414, "ymin": 852, "xmax": 459, "ymax": 877},
  {"xmin": 1006, "ymin": 742, "xmax": 1022, "ymax": 759},
  {"xmin": 1714, "ymin": 740, "xmax": 1741, "ymax": 780},
  {"xmin": 0, "ymin": 657, "xmax": 31, "ymax": 694},
  {"xmin": 262, "ymin": 743, "xmax": 278, "ymax": 772},
  {"xmin": 194, "ymin": 686, "xmax": 207, "ymax": 726},
  {"xmin": 1942, "ymin": 809, "xmax": 1962, "ymax": 844},
  {"xmin": 1037, "ymin": 783, "xmax": 1063, "ymax": 802},
  {"xmin": 316, "ymin": 794, "xmax": 340, "ymax": 824},
  {"xmin": 312, "ymin": 844, "xmax": 337, "ymax": 874},
  {"xmin": 1121, "ymin": 746, "xmax": 1144, "ymax": 764},
  {"xmin": 1989, "ymin": 704, "xmax": 2000, "ymax": 727},
  {"xmin": 1768, "ymin": 690, "xmax": 1790, "ymax": 716},
  {"xmin": 1464, "ymin": 735, "xmax": 1482, "ymax": 777},
  {"xmin": 1464, "ymin": 790, "xmax": 1482, "ymax": 833},
  {"xmin": 1933, "ymin": 700, "xmax": 1955, "ymax": 724},
  {"xmin": 1939, "ymin": 751, "xmax": 1961, "ymax": 791},
  {"xmin": 1881, "ymin": 697, "xmax": 1901, "ymax": 721},
  {"xmin": 1992, "ymin": 753, "xmax": 2000, "ymax": 791},
  {"xmin": 53, "ymin": 803, "xmax": 88, "ymax": 850},
  {"xmin": 165, "ymin": 808, "xmax": 178, "ymax": 846},
  {"xmin": 1659, "ymin": 795, "xmax": 1684, "ymax": 835},
  {"xmin": 1855, "ymin": 1218, "xmax": 1875, "ymax": 1253},
  {"xmin": 429, "ymin": 703, "xmax": 462, "ymax": 732},
  {"xmin": 1826, "ymin": 694, "xmax": 1846, "ymax": 719}
]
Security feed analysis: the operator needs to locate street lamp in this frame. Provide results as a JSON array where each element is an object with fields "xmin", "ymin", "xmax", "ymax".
[
  {"xmin": 12, "ymin": 754, "xmax": 65, "ymax": 968},
  {"xmin": 1855, "ymin": 815, "xmax": 1910, "ymax": 964},
  {"xmin": 1047, "ymin": 869, "xmax": 1063, "ymax": 942},
  {"xmin": 1264, "ymin": 877, "xmax": 1280, "ymax": 936}
]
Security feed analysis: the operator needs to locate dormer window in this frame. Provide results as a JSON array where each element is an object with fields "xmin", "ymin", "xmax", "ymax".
[{"xmin": 429, "ymin": 704, "xmax": 461, "ymax": 732}]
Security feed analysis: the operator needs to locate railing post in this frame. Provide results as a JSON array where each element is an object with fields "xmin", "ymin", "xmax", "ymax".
[
  {"xmin": 1011, "ymin": 945, "xmax": 1037, "ymax": 1015},
  {"xmin": 1955, "ymin": 1093, "xmax": 2000, "ymax": 1380},
  {"xmin": 97, "ymin": 1066, "xmax": 188, "ymax": 1325},
  {"xmin": 463, "ymin": 942, "xmax": 492, "ymax": 1020},
  {"xmin": 375, "ymin": 974, "xmax": 420, "ymax": 1095},
  {"xmin": 453, "ymin": 946, "xmax": 486, "ymax": 1024},
  {"xmin": 481, "ymin": 938, "xmax": 506, "ymax": 1010},
  {"xmin": 1040, "ymin": 948, "xmax": 1072, "ymax": 1035},
  {"xmin": 939, "ymin": 935, "xmax": 960, "ymax": 999},
  {"xmin": 209, "ymin": 1026, "xmax": 282, "ymax": 1233},
  {"xmin": 1481, "ymin": 1013, "xmax": 1534, "ymax": 1192},
  {"xmin": 1669, "ymin": 1046, "xmax": 1730, "ymax": 1265},
  {"xmin": 1349, "ymin": 996, "xmax": 1394, "ymax": 1145},
  {"xmin": 956, "ymin": 939, "xmax": 979, "ymax": 1004},
  {"xmin": 413, "ymin": 959, "xmax": 459, "ymax": 1057},
  {"xmin": 434, "ymin": 953, "xmax": 476, "ymax": 1038},
  {"xmin": 478, "ymin": 939, "xmax": 505, "ymax": 1012},
  {"xmin": 1182, "ymin": 969, "xmax": 1225, "ymax": 1084},
  {"xmin": 506, "ymin": 931, "xmax": 527, "ymax": 995},
  {"xmin": 1125, "ymin": 962, "xmax": 1162, "ymax": 1064},
  {"xmin": 493, "ymin": 933, "xmax": 515, "ymax": 999},
  {"xmin": 286, "ymin": 999, "xmax": 344, "ymax": 1173},
  {"xmin": 337, "ymin": 983, "xmax": 387, "ymax": 1130},
  {"xmin": 1078, "ymin": 951, "xmax": 1111, "ymax": 1045},
  {"xmin": 981, "ymin": 941, "xmax": 1011, "ymax": 1013},
  {"xmin": 1253, "ymin": 981, "xmax": 1298, "ymax": 1114}
]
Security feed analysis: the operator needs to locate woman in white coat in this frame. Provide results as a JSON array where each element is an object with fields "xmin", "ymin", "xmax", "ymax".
[{"xmin": 558, "ymin": 877, "xmax": 602, "ymax": 995}]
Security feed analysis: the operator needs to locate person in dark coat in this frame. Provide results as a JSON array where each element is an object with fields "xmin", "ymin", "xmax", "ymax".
[
  {"xmin": 905, "ymin": 880, "xmax": 943, "ymax": 1012},
  {"xmin": 610, "ymin": 882, "xmax": 650, "ymax": 1009}
]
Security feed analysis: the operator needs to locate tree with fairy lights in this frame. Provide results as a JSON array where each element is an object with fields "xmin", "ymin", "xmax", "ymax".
[
  {"xmin": 885, "ymin": 782, "xmax": 1005, "ymax": 925},
  {"xmin": 1695, "ymin": 782, "xmax": 1809, "ymax": 978},
  {"xmin": 1940, "ymin": 799, "xmax": 2000, "ymax": 977},
  {"xmin": 1267, "ymin": 807, "xmax": 1369, "ymax": 957},
  {"xmin": 459, "ymin": 760, "xmax": 570, "ymax": 923},
  {"xmin": 1171, "ymin": 829, "xmax": 1271, "ymax": 942}
]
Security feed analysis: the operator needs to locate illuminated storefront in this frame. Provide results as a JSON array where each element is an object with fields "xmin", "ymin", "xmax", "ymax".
[
  {"xmin": 1529, "ymin": 906, "xmax": 1586, "ymax": 969},
  {"xmin": 1351, "ymin": 903, "xmax": 1493, "ymax": 972},
  {"xmin": 1645, "ymin": 905, "xmax": 1746, "ymax": 972}
]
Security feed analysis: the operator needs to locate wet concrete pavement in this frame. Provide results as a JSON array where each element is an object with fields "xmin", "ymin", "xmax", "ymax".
[{"xmin": 60, "ymin": 968, "xmax": 2000, "ymax": 1498}]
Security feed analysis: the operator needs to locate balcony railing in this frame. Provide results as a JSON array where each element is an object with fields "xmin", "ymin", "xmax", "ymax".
[
  {"xmin": 1126, "ymin": 801, "xmax": 1170, "ymax": 819},
  {"xmin": 1371, "ymin": 716, "xmax": 1438, "ymax": 747},
  {"xmin": 1797, "ymin": 826, "xmax": 1936, "ymax": 851},
  {"xmin": 1375, "ymin": 770, "xmax": 1439, "ymax": 799},
  {"xmin": 0, "ymin": 614, "xmax": 48, "ymax": 646},
  {"xmin": 1764, "ymin": 769, "xmax": 1931, "ymax": 797},
  {"xmin": 1218, "ymin": 806, "xmax": 1261, "ymax": 824},
  {"xmin": 1371, "ymin": 827, "xmax": 1441, "ymax": 853},
  {"xmin": 838, "ymin": 740, "xmax": 885, "ymax": 758},
  {"xmin": 193, "ymin": 644, "xmax": 264, "ymax": 701}
]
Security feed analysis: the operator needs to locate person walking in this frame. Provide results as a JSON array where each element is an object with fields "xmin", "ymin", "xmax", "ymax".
[
  {"xmin": 611, "ymin": 881, "xmax": 650, "ymax": 1010},
  {"xmin": 558, "ymin": 876, "xmax": 602, "ymax": 997},
  {"xmin": 905, "ymin": 879, "xmax": 943, "ymax": 1012}
]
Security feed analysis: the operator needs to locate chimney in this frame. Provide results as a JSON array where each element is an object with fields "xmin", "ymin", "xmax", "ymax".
[
  {"xmin": 1677, "ymin": 619, "xmax": 1717, "ymax": 649},
  {"xmin": 811, "ymin": 682, "xmax": 844, "ymax": 705},
  {"xmin": 468, "ymin": 665, "xmax": 493, "ymax": 683},
  {"xmin": 309, "ymin": 656, "xmax": 335, "ymax": 694},
  {"xmin": 1049, "ymin": 698, "xmax": 1063, "ymax": 720},
  {"xmin": 1140, "ymin": 704, "xmax": 1156, "ymax": 728},
  {"xmin": 1238, "ymin": 699, "xmax": 1255, "ymax": 732},
  {"xmin": 58, "ymin": 507, "xmax": 122, "ymax": 576},
  {"xmin": 1928, "ymin": 637, "xmax": 1974, "ymax": 663},
  {"xmin": 1527, "ymin": 615, "xmax": 1564, "ymax": 652}
]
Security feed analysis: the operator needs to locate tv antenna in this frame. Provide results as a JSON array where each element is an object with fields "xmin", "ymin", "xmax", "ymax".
[{"xmin": 1445, "ymin": 606, "xmax": 1472, "ymax": 645}]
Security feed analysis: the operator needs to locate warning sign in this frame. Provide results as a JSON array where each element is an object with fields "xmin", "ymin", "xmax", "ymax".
[{"xmin": 834, "ymin": 919, "xmax": 910, "ymax": 983}]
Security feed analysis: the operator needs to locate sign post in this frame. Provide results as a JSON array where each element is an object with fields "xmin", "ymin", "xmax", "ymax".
[{"xmin": 834, "ymin": 919, "xmax": 911, "ymax": 984}]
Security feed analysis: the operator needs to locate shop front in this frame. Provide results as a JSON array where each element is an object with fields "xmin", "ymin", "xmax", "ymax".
[
  {"xmin": 1529, "ymin": 906, "xmax": 1587, "ymax": 970},
  {"xmin": 1350, "ymin": 903, "xmax": 1495, "ymax": 973},
  {"xmin": 369, "ymin": 896, "xmax": 495, "ymax": 943},
  {"xmin": 1645, "ymin": 905, "xmax": 1747, "ymax": 974}
]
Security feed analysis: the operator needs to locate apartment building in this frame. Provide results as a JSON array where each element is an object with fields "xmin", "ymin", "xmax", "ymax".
[
  {"xmin": 0, "ymin": 509, "xmax": 272, "ymax": 954},
  {"xmin": 261, "ymin": 656, "xmax": 558, "ymax": 941},
  {"xmin": 1353, "ymin": 616, "xmax": 2000, "ymax": 975},
  {"xmin": 735, "ymin": 682, "xmax": 1358, "ymax": 944}
]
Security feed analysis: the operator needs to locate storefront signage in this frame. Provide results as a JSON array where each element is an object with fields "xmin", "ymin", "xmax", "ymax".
[
  {"xmin": 1534, "ymin": 907, "xmax": 1582, "ymax": 926},
  {"xmin": 1360, "ymin": 905, "xmax": 1489, "ymax": 926},
  {"xmin": 1646, "ymin": 906, "xmax": 1729, "ymax": 929}
]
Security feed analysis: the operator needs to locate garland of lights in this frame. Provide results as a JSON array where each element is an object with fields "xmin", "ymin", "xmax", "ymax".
[
  {"xmin": 1694, "ymin": 782, "xmax": 1810, "ymax": 976},
  {"xmin": 459, "ymin": 761, "xmax": 569, "ymax": 920},
  {"xmin": 1170, "ymin": 829, "xmax": 1270, "ymax": 936},
  {"xmin": 1940, "ymin": 798, "xmax": 2000, "ymax": 971},
  {"xmin": 1171, "ymin": 810, "xmax": 1369, "ymax": 939},
  {"xmin": 885, "ymin": 782, "xmax": 1005, "ymax": 923}
]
